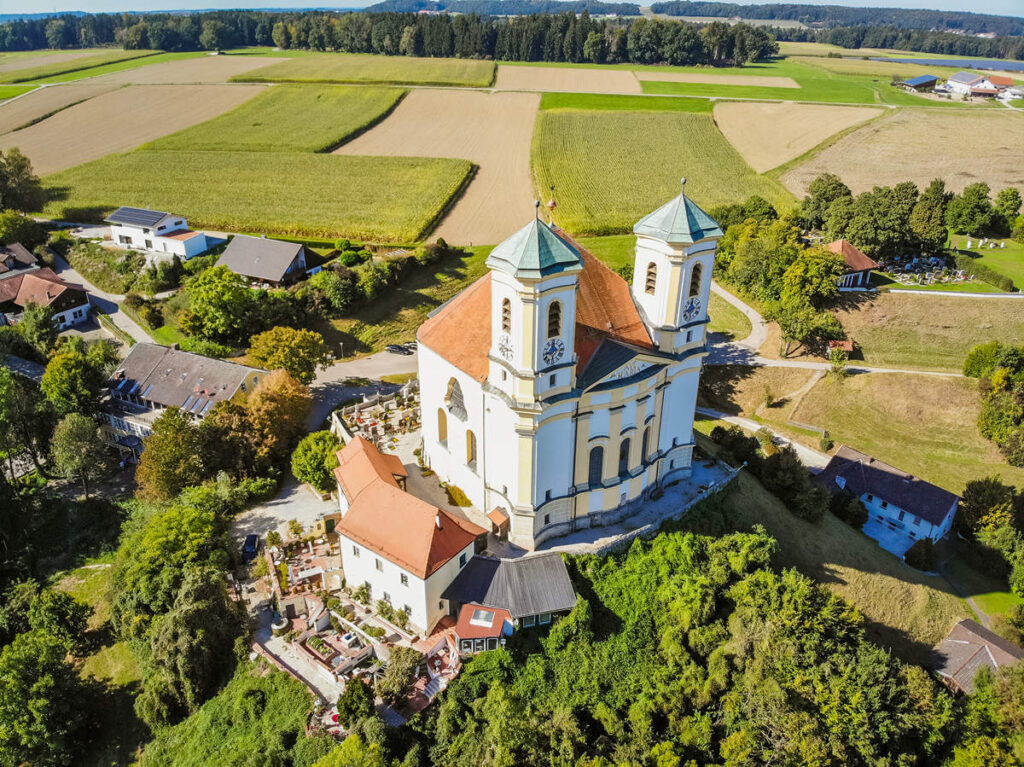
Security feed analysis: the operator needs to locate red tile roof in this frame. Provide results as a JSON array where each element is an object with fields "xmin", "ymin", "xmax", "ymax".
[
  {"xmin": 487, "ymin": 507, "xmax": 509, "ymax": 527},
  {"xmin": 988, "ymin": 75, "xmax": 1014, "ymax": 87},
  {"xmin": 0, "ymin": 268, "xmax": 85, "ymax": 310},
  {"xmin": 418, "ymin": 235, "xmax": 653, "ymax": 381},
  {"xmin": 333, "ymin": 437, "xmax": 484, "ymax": 579},
  {"xmin": 161, "ymin": 229, "xmax": 202, "ymax": 241},
  {"xmin": 455, "ymin": 603, "xmax": 512, "ymax": 641},
  {"xmin": 828, "ymin": 239, "xmax": 880, "ymax": 272}
]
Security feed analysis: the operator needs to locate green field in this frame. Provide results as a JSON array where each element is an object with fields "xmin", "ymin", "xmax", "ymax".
[
  {"xmin": 44, "ymin": 151, "xmax": 473, "ymax": 242},
  {"xmin": 532, "ymin": 110, "xmax": 792, "ymax": 236},
  {"xmin": 1011, "ymin": 99, "xmax": 1024, "ymax": 109},
  {"xmin": 0, "ymin": 84, "xmax": 33, "ymax": 101},
  {"xmin": 539, "ymin": 91, "xmax": 712, "ymax": 112},
  {"xmin": 950, "ymin": 234, "xmax": 1024, "ymax": 289},
  {"xmin": 0, "ymin": 48, "xmax": 157, "ymax": 84},
  {"xmin": 234, "ymin": 52, "xmax": 495, "ymax": 87},
  {"xmin": 27, "ymin": 51, "xmax": 209, "ymax": 84},
  {"xmin": 145, "ymin": 84, "xmax": 406, "ymax": 153}
]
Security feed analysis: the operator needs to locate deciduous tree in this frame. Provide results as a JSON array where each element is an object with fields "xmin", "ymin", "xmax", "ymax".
[
  {"xmin": 28, "ymin": 588, "xmax": 92, "ymax": 652},
  {"xmin": 136, "ymin": 407, "xmax": 206, "ymax": 502},
  {"xmin": 947, "ymin": 182, "xmax": 998, "ymax": 235},
  {"xmin": 291, "ymin": 430, "xmax": 341, "ymax": 492},
  {"xmin": 182, "ymin": 265, "xmax": 251, "ymax": 343},
  {"xmin": 0, "ymin": 148, "xmax": 45, "ymax": 213},
  {"xmin": 247, "ymin": 326, "xmax": 332, "ymax": 385},
  {"xmin": 16, "ymin": 302, "xmax": 57, "ymax": 358},
  {"xmin": 50, "ymin": 412, "xmax": 110, "ymax": 499}
]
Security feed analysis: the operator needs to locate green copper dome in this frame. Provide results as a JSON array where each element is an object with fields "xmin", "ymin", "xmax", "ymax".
[
  {"xmin": 486, "ymin": 212, "xmax": 583, "ymax": 280},
  {"xmin": 634, "ymin": 180, "xmax": 723, "ymax": 244}
]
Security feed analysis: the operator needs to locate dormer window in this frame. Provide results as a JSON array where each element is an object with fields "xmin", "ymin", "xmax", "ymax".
[
  {"xmin": 645, "ymin": 262, "xmax": 657, "ymax": 295},
  {"xmin": 501, "ymin": 298, "xmax": 511, "ymax": 333},
  {"xmin": 547, "ymin": 301, "xmax": 561, "ymax": 339}
]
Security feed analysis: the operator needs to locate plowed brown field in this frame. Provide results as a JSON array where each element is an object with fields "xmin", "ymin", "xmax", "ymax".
[
  {"xmin": 639, "ymin": 71, "xmax": 799, "ymax": 88},
  {"xmin": 494, "ymin": 65, "xmax": 641, "ymax": 94},
  {"xmin": 0, "ymin": 83, "xmax": 118, "ymax": 135}
]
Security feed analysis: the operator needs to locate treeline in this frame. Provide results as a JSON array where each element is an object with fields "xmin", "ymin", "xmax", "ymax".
[
  {"xmin": 649, "ymin": 1, "xmax": 1024, "ymax": 36},
  {"xmin": 0, "ymin": 9, "xmax": 776, "ymax": 66},
  {"xmin": 777, "ymin": 23, "xmax": 1024, "ymax": 62},
  {"xmin": 366, "ymin": 0, "xmax": 641, "ymax": 15}
]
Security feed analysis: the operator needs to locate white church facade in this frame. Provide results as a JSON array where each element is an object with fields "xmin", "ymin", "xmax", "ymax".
[{"xmin": 417, "ymin": 183, "xmax": 722, "ymax": 550}]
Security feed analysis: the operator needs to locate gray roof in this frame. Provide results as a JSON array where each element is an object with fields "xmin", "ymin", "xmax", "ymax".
[
  {"xmin": 814, "ymin": 445, "xmax": 958, "ymax": 526},
  {"xmin": 576, "ymin": 339, "xmax": 646, "ymax": 390},
  {"xmin": 0, "ymin": 243, "xmax": 36, "ymax": 276},
  {"xmin": 109, "ymin": 343, "xmax": 266, "ymax": 417},
  {"xmin": 104, "ymin": 206, "xmax": 175, "ymax": 228},
  {"xmin": 216, "ymin": 234, "xmax": 304, "ymax": 283},
  {"xmin": 441, "ymin": 553, "xmax": 577, "ymax": 618},
  {"xmin": 933, "ymin": 619, "xmax": 1024, "ymax": 693},
  {"xmin": 948, "ymin": 71, "xmax": 984, "ymax": 85},
  {"xmin": 1, "ymin": 354, "xmax": 44, "ymax": 383},
  {"xmin": 634, "ymin": 180, "xmax": 723, "ymax": 244},
  {"xmin": 485, "ymin": 216, "xmax": 583, "ymax": 281}
]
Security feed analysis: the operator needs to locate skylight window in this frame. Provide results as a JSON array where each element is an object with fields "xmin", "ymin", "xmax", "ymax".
[{"xmin": 470, "ymin": 609, "xmax": 495, "ymax": 627}]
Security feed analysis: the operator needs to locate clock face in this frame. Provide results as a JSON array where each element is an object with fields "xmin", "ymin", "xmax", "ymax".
[
  {"xmin": 498, "ymin": 333, "xmax": 514, "ymax": 361},
  {"xmin": 682, "ymin": 296, "xmax": 702, "ymax": 322},
  {"xmin": 542, "ymin": 338, "xmax": 565, "ymax": 366}
]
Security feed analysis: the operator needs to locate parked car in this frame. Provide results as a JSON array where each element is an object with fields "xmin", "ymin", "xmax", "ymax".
[
  {"xmin": 386, "ymin": 344, "xmax": 412, "ymax": 355},
  {"xmin": 241, "ymin": 534, "xmax": 260, "ymax": 563}
]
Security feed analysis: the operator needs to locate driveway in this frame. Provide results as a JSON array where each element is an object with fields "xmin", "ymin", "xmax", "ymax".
[{"xmin": 51, "ymin": 254, "xmax": 152, "ymax": 345}]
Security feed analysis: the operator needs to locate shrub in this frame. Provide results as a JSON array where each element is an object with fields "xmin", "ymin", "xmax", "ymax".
[
  {"xmin": 831, "ymin": 493, "xmax": 868, "ymax": 529},
  {"xmin": 904, "ymin": 538, "xmax": 936, "ymax": 571},
  {"xmin": 353, "ymin": 584, "xmax": 370, "ymax": 605},
  {"xmin": 363, "ymin": 625, "xmax": 385, "ymax": 639},
  {"xmin": 819, "ymin": 430, "xmax": 834, "ymax": 452},
  {"xmin": 180, "ymin": 337, "xmax": 233, "ymax": 357},
  {"xmin": 953, "ymin": 252, "xmax": 1015, "ymax": 292},
  {"xmin": 709, "ymin": 425, "xmax": 761, "ymax": 470},
  {"xmin": 444, "ymin": 483, "xmax": 471, "ymax": 507},
  {"xmin": 963, "ymin": 342, "xmax": 1003, "ymax": 378}
]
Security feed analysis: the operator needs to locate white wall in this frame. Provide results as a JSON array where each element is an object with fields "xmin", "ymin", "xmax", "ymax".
[
  {"xmin": 52, "ymin": 298, "xmax": 90, "ymax": 330},
  {"xmin": 533, "ymin": 411, "xmax": 574, "ymax": 506},
  {"xmin": 860, "ymin": 492, "xmax": 955, "ymax": 543},
  {"xmin": 109, "ymin": 223, "xmax": 207, "ymax": 259}
]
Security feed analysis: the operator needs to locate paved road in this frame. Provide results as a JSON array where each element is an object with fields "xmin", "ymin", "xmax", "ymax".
[
  {"xmin": 711, "ymin": 280, "xmax": 767, "ymax": 351},
  {"xmin": 52, "ymin": 254, "xmax": 152, "ymax": 344}
]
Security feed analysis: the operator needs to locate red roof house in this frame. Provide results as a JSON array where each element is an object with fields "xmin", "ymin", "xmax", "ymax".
[{"xmin": 828, "ymin": 239, "xmax": 879, "ymax": 290}]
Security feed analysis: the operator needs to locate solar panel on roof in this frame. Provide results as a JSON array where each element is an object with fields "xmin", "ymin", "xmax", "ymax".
[
  {"xmin": 182, "ymin": 395, "xmax": 195, "ymax": 410},
  {"xmin": 200, "ymin": 400, "xmax": 214, "ymax": 416},
  {"xmin": 105, "ymin": 206, "xmax": 168, "ymax": 228},
  {"xmin": 191, "ymin": 398, "xmax": 205, "ymax": 414},
  {"xmin": 142, "ymin": 384, "xmax": 153, "ymax": 397},
  {"xmin": 129, "ymin": 381, "xmax": 142, "ymax": 395}
]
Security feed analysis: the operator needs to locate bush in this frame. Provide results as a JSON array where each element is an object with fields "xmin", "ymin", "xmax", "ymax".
[
  {"xmin": 830, "ymin": 493, "xmax": 868, "ymax": 530},
  {"xmin": 953, "ymin": 252, "xmax": 1016, "ymax": 292},
  {"xmin": 819, "ymin": 430, "xmax": 834, "ymax": 452},
  {"xmin": 444, "ymin": 483, "xmax": 471, "ymax": 507},
  {"xmin": 760, "ymin": 446, "xmax": 827, "ymax": 523},
  {"xmin": 904, "ymin": 538, "xmax": 936, "ymax": 571},
  {"xmin": 180, "ymin": 337, "xmax": 233, "ymax": 357},
  {"xmin": 709, "ymin": 425, "xmax": 761, "ymax": 470}
]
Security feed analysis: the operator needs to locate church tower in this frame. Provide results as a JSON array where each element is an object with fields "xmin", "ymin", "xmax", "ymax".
[
  {"xmin": 485, "ymin": 205, "xmax": 584, "ymax": 403},
  {"xmin": 630, "ymin": 179, "xmax": 723, "ymax": 352}
]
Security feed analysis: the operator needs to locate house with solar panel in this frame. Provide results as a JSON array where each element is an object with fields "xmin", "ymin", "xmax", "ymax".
[
  {"xmin": 105, "ymin": 206, "xmax": 211, "ymax": 259},
  {"xmin": 899, "ymin": 74, "xmax": 939, "ymax": 93},
  {"xmin": 99, "ymin": 342, "xmax": 266, "ymax": 459}
]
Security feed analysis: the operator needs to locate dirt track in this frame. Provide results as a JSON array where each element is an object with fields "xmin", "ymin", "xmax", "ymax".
[
  {"xmin": 87, "ymin": 56, "xmax": 287, "ymax": 85},
  {"xmin": 714, "ymin": 101, "xmax": 884, "ymax": 173},
  {"xmin": 0, "ymin": 83, "xmax": 264, "ymax": 175},
  {"xmin": 494, "ymin": 65, "xmax": 641, "ymax": 94},
  {"xmin": 782, "ymin": 108, "xmax": 1024, "ymax": 196},
  {"xmin": 638, "ymin": 71, "xmax": 799, "ymax": 88},
  {"xmin": 336, "ymin": 89, "xmax": 540, "ymax": 245},
  {"xmin": 0, "ymin": 84, "xmax": 118, "ymax": 135}
]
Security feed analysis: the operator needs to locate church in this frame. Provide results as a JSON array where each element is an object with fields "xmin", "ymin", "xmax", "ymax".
[{"xmin": 417, "ymin": 182, "xmax": 722, "ymax": 550}]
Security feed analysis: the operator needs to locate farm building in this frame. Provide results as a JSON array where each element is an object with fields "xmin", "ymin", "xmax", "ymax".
[
  {"xmin": 0, "ymin": 245, "xmax": 90, "ymax": 330},
  {"xmin": 815, "ymin": 445, "xmax": 958, "ymax": 557},
  {"xmin": 900, "ymin": 74, "xmax": 939, "ymax": 92},
  {"xmin": 945, "ymin": 71, "xmax": 996, "ymax": 96},
  {"xmin": 828, "ymin": 239, "xmax": 879, "ymax": 290},
  {"xmin": 988, "ymin": 75, "xmax": 1015, "ymax": 90},
  {"xmin": 105, "ymin": 206, "xmax": 211, "ymax": 259},
  {"xmin": 933, "ymin": 619, "xmax": 1023, "ymax": 694},
  {"xmin": 215, "ymin": 234, "xmax": 308, "ymax": 286}
]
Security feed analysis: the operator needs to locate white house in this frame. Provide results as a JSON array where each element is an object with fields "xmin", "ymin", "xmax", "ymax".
[
  {"xmin": 946, "ymin": 71, "xmax": 996, "ymax": 96},
  {"xmin": 816, "ymin": 445, "xmax": 958, "ymax": 556},
  {"xmin": 416, "ymin": 182, "xmax": 720, "ymax": 550},
  {"xmin": 0, "ymin": 265, "xmax": 90, "ymax": 331},
  {"xmin": 333, "ymin": 436, "xmax": 486, "ymax": 634},
  {"xmin": 105, "ymin": 207, "xmax": 210, "ymax": 259}
]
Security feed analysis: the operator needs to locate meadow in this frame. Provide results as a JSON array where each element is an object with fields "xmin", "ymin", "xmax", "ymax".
[
  {"xmin": 0, "ymin": 85, "xmax": 34, "ymax": 103},
  {"xmin": 145, "ymin": 84, "xmax": 406, "ymax": 153},
  {"xmin": 234, "ymin": 52, "xmax": 496, "ymax": 87},
  {"xmin": 43, "ymin": 150, "xmax": 474, "ymax": 242},
  {"xmin": 531, "ymin": 109, "xmax": 792, "ymax": 235},
  {"xmin": 950, "ymin": 235, "xmax": 1024, "ymax": 289},
  {"xmin": 539, "ymin": 91, "xmax": 712, "ymax": 112},
  {"xmin": 0, "ymin": 48, "xmax": 155, "ymax": 83}
]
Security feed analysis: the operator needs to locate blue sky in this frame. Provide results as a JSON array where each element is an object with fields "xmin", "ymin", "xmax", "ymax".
[{"xmin": 7, "ymin": 0, "xmax": 1022, "ymax": 16}]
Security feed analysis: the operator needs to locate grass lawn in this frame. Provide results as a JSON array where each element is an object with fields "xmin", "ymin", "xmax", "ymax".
[
  {"xmin": 1011, "ymin": 99, "xmax": 1024, "ymax": 109},
  {"xmin": 944, "ymin": 555, "xmax": 1023, "ymax": 620},
  {"xmin": 707, "ymin": 292, "xmax": 752, "ymax": 341},
  {"xmin": 539, "ymin": 91, "xmax": 713, "ymax": 112},
  {"xmin": 690, "ymin": 457, "xmax": 969, "ymax": 664},
  {"xmin": 0, "ymin": 49, "xmax": 157, "ymax": 84},
  {"xmin": 145, "ymin": 84, "xmax": 406, "ymax": 153},
  {"xmin": 234, "ymin": 52, "xmax": 495, "ymax": 87},
  {"xmin": 832, "ymin": 292, "xmax": 1024, "ymax": 372},
  {"xmin": 43, "ymin": 150, "xmax": 473, "ymax": 242},
  {"xmin": 532, "ymin": 110, "xmax": 792, "ymax": 236},
  {"xmin": 55, "ymin": 559, "xmax": 114, "ymax": 629},
  {"xmin": 0, "ymin": 84, "xmax": 34, "ymax": 101},
  {"xmin": 950, "ymin": 234, "xmax": 1024, "ymax": 290},
  {"xmin": 150, "ymin": 323, "xmax": 188, "ymax": 346}
]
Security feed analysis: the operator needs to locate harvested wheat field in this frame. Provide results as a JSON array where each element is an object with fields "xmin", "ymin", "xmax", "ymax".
[
  {"xmin": 783, "ymin": 109, "xmax": 1024, "ymax": 196},
  {"xmin": 714, "ymin": 101, "xmax": 884, "ymax": 173},
  {"xmin": 1, "ymin": 84, "xmax": 263, "ymax": 175},
  {"xmin": 337, "ymin": 89, "xmax": 540, "ymax": 245},
  {"xmin": 87, "ymin": 55, "xmax": 286, "ymax": 85},
  {"xmin": 638, "ymin": 71, "xmax": 799, "ymax": 88},
  {"xmin": 0, "ymin": 83, "xmax": 118, "ymax": 135},
  {"xmin": 0, "ymin": 50, "xmax": 101, "ymax": 75},
  {"xmin": 495, "ymin": 65, "xmax": 641, "ymax": 94}
]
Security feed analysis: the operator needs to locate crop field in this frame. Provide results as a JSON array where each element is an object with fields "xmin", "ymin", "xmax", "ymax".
[
  {"xmin": 0, "ymin": 84, "xmax": 264, "ymax": 175},
  {"xmin": 0, "ymin": 83, "xmax": 117, "ymax": 135},
  {"xmin": 337, "ymin": 88, "xmax": 539, "ymax": 245},
  {"xmin": 713, "ymin": 101, "xmax": 884, "ymax": 173},
  {"xmin": 88, "ymin": 54, "xmax": 287, "ymax": 85},
  {"xmin": 235, "ymin": 53, "xmax": 495, "ymax": 87},
  {"xmin": 539, "ymin": 92, "xmax": 712, "ymax": 112},
  {"xmin": 531, "ymin": 110, "xmax": 792, "ymax": 235},
  {"xmin": 495, "ymin": 65, "xmax": 641, "ymax": 93},
  {"xmin": 146, "ymin": 85, "xmax": 406, "ymax": 153},
  {"xmin": 783, "ymin": 108, "xmax": 1024, "ymax": 196},
  {"xmin": 43, "ymin": 150, "xmax": 473, "ymax": 242},
  {"xmin": 0, "ymin": 48, "xmax": 153, "ymax": 83},
  {"xmin": 798, "ymin": 55, "xmax": 949, "ymax": 79},
  {"xmin": 0, "ymin": 85, "xmax": 34, "ymax": 103},
  {"xmin": 637, "ymin": 71, "xmax": 799, "ymax": 88},
  {"xmin": 0, "ymin": 49, "xmax": 101, "ymax": 75}
]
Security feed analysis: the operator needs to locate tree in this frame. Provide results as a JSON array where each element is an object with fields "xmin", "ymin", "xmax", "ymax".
[
  {"xmin": 0, "ymin": 630, "xmax": 88, "ymax": 767},
  {"xmin": 16, "ymin": 302, "xmax": 57, "ymax": 358},
  {"xmin": 50, "ymin": 413, "xmax": 110, "ymax": 499},
  {"xmin": 39, "ymin": 340, "xmax": 117, "ymax": 419},
  {"xmin": 0, "ymin": 209, "xmax": 44, "ymax": 248},
  {"xmin": 947, "ymin": 182, "xmax": 998, "ymax": 235},
  {"xmin": 0, "ymin": 367, "xmax": 53, "ymax": 475},
  {"xmin": 182, "ymin": 266, "xmax": 252, "ymax": 343},
  {"xmin": 958, "ymin": 477, "xmax": 1016, "ymax": 539},
  {"xmin": 136, "ymin": 408, "xmax": 206, "ymax": 502},
  {"xmin": 28, "ymin": 588, "xmax": 92, "ymax": 652},
  {"xmin": 313, "ymin": 735, "xmax": 387, "ymax": 767},
  {"xmin": 0, "ymin": 148, "xmax": 45, "ymax": 213},
  {"xmin": 247, "ymin": 326, "xmax": 332, "ymax": 385},
  {"xmin": 272, "ymin": 21, "xmax": 291, "ymax": 49},
  {"xmin": 0, "ymin": 580, "xmax": 38, "ymax": 646},
  {"xmin": 336, "ymin": 678, "xmax": 375, "ymax": 728},
  {"xmin": 376, "ymin": 646, "xmax": 423, "ymax": 702},
  {"xmin": 995, "ymin": 187, "xmax": 1022, "ymax": 229},
  {"xmin": 904, "ymin": 538, "xmax": 936, "ymax": 571},
  {"xmin": 800, "ymin": 173, "xmax": 852, "ymax": 229},
  {"xmin": 780, "ymin": 245, "xmax": 845, "ymax": 307},
  {"xmin": 910, "ymin": 179, "xmax": 951, "ymax": 254},
  {"xmin": 244, "ymin": 370, "xmax": 312, "ymax": 472},
  {"xmin": 831, "ymin": 493, "xmax": 868, "ymax": 529},
  {"xmin": 44, "ymin": 18, "xmax": 68, "ymax": 48},
  {"xmin": 765, "ymin": 294, "xmax": 841, "ymax": 358},
  {"xmin": 583, "ymin": 30, "xmax": 608, "ymax": 63},
  {"xmin": 288, "ymin": 518, "xmax": 304, "ymax": 540},
  {"xmin": 199, "ymin": 19, "xmax": 231, "ymax": 50},
  {"xmin": 291, "ymin": 430, "xmax": 341, "ymax": 492}
]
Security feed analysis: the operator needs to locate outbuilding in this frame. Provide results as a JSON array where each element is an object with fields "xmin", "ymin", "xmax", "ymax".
[
  {"xmin": 828, "ymin": 239, "xmax": 879, "ymax": 290},
  {"xmin": 215, "ymin": 234, "xmax": 308, "ymax": 286},
  {"xmin": 900, "ymin": 74, "xmax": 939, "ymax": 92}
]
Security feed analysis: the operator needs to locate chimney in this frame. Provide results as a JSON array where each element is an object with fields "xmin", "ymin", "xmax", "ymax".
[{"xmin": 435, "ymin": 513, "xmax": 442, "ymax": 529}]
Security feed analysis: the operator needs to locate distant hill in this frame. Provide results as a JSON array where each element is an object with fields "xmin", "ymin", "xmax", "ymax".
[
  {"xmin": 648, "ymin": 2, "xmax": 1024, "ymax": 36},
  {"xmin": 364, "ymin": 0, "xmax": 641, "ymax": 15}
]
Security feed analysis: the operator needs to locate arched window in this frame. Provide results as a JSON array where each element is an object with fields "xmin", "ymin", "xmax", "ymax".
[
  {"xmin": 466, "ymin": 430, "xmax": 477, "ymax": 469},
  {"xmin": 445, "ymin": 378, "xmax": 466, "ymax": 420},
  {"xmin": 588, "ymin": 446, "xmax": 604, "ymax": 486},
  {"xmin": 618, "ymin": 438, "xmax": 631, "ymax": 477},
  {"xmin": 642, "ymin": 426, "xmax": 651, "ymax": 464},
  {"xmin": 437, "ymin": 408, "xmax": 447, "ymax": 448},
  {"xmin": 501, "ymin": 298, "xmax": 511, "ymax": 333},
  {"xmin": 645, "ymin": 262, "xmax": 657, "ymax": 295},
  {"xmin": 688, "ymin": 263, "xmax": 703, "ymax": 298},
  {"xmin": 547, "ymin": 301, "xmax": 561, "ymax": 339}
]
